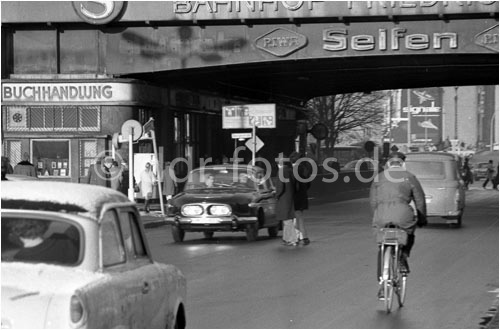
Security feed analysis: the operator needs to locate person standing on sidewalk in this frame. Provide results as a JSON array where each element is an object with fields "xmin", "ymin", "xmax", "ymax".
[
  {"xmin": 13, "ymin": 152, "xmax": 37, "ymax": 177},
  {"xmin": 162, "ymin": 161, "xmax": 178, "ymax": 202},
  {"xmin": 290, "ymin": 151, "xmax": 311, "ymax": 245},
  {"xmin": 483, "ymin": 160, "xmax": 495, "ymax": 189},
  {"xmin": 275, "ymin": 153, "xmax": 297, "ymax": 246},
  {"xmin": 140, "ymin": 162, "xmax": 156, "ymax": 213}
]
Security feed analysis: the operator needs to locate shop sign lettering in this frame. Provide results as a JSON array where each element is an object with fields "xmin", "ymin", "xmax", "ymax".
[
  {"xmin": 2, "ymin": 84, "xmax": 113, "ymax": 102},
  {"xmin": 323, "ymin": 28, "xmax": 457, "ymax": 52},
  {"xmin": 174, "ymin": 1, "xmax": 324, "ymax": 13}
]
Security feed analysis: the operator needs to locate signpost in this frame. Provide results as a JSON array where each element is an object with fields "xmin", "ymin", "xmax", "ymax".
[
  {"xmin": 143, "ymin": 118, "xmax": 165, "ymax": 215},
  {"xmin": 121, "ymin": 120, "xmax": 143, "ymax": 202},
  {"xmin": 223, "ymin": 104, "xmax": 275, "ymax": 165}
]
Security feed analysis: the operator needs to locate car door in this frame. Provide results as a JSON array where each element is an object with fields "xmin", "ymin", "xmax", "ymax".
[
  {"xmin": 99, "ymin": 208, "xmax": 146, "ymax": 328},
  {"xmin": 118, "ymin": 207, "xmax": 171, "ymax": 328},
  {"xmin": 256, "ymin": 172, "xmax": 278, "ymax": 225}
]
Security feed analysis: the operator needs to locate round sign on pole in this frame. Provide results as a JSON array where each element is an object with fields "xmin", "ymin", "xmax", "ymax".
[
  {"xmin": 310, "ymin": 123, "xmax": 328, "ymax": 140},
  {"xmin": 121, "ymin": 120, "xmax": 143, "ymax": 142}
]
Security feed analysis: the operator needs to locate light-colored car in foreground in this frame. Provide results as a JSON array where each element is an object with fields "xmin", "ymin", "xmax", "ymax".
[
  {"xmin": 405, "ymin": 152, "xmax": 466, "ymax": 227},
  {"xmin": 1, "ymin": 181, "xmax": 186, "ymax": 328}
]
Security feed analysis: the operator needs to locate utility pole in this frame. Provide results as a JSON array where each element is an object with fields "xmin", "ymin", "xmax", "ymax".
[
  {"xmin": 454, "ymin": 86, "xmax": 459, "ymax": 140},
  {"xmin": 407, "ymin": 89, "xmax": 411, "ymax": 150}
]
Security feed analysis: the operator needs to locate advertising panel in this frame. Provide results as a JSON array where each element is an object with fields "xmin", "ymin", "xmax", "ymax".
[{"xmin": 392, "ymin": 88, "xmax": 443, "ymax": 145}]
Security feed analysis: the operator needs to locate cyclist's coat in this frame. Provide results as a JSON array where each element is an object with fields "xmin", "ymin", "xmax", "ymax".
[{"xmin": 369, "ymin": 167, "xmax": 426, "ymax": 234}]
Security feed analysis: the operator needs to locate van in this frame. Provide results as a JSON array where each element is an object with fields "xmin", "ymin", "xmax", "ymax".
[{"xmin": 405, "ymin": 152, "xmax": 466, "ymax": 227}]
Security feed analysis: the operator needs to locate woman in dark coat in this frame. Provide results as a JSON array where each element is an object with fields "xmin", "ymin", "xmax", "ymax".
[
  {"xmin": 275, "ymin": 156, "xmax": 296, "ymax": 245},
  {"xmin": 290, "ymin": 152, "xmax": 311, "ymax": 245}
]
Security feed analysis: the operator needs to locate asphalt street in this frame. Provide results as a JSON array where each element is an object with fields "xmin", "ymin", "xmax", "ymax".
[{"xmin": 143, "ymin": 182, "xmax": 499, "ymax": 329}]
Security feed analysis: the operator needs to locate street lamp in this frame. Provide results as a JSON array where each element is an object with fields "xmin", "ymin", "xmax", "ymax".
[
  {"xmin": 490, "ymin": 112, "xmax": 496, "ymax": 151},
  {"xmin": 454, "ymin": 86, "xmax": 458, "ymax": 140}
]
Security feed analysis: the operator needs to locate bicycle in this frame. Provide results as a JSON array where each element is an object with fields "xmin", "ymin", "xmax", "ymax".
[{"xmin": 376, "ymin": 224, "xmax": 409, "ymax": 313}]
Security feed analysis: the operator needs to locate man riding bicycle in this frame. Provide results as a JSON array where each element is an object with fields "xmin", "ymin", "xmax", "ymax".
[{"xmin": 369, "ymin": 151, "xmax": 427, "ymax": 298}]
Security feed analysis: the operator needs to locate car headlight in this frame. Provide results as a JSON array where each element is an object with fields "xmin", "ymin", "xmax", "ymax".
[
  {"xmin": 209, "ymin": 205, "xmax": 231, "ymax": 216},
  {"xmin": 181, "ymin": 204, "xmax": 204, "ymax": 216}
]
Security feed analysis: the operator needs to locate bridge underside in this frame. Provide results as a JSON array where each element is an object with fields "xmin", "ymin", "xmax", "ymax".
[{"xmin": 126, "ymin": 54, "xmax": 498, "ymax": 105}]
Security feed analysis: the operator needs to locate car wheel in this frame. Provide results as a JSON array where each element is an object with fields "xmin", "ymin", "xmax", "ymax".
[
  {"xmin": 245, "ymin": 223, "xmax": 258, "ymax": 241},
  {"xmin": 172, "ymin": 225, "xmax": 185, "ymax": 242},
  {"xmin": 453, "ymin": 214, "xmax": 463, "ymax": 228},
  {"xmin": 268, "ymin": 225, "xmax": 279, "ymax": 237},
  {"xmin": 203, "ymin": 231, "xmax": 214, "ymax": 239}
]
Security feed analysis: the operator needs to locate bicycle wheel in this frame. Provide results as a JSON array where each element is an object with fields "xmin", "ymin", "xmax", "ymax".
[
  {"xmin": 382, "ymin": 245, "xmax": 394, "ymax": 313},
  {"xmin": 397, "ymin": 273, "xmax": 407, "ymax": 307}
]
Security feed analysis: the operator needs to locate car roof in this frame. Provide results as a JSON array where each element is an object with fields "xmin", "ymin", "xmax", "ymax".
[
  {"xmin": 5, "ymin": 174, "xmax": 39, "ymax": 181},
  {"xmin": 1, "ymin": 181, "xmax": 131, "ymax": 221},
  {"xmin": 192, "ymin": 164, "xmax": 264, "ymax": 172},
  {"xmin": 405, "ymin": 152, "xmax": 458, "ymax": 161}
]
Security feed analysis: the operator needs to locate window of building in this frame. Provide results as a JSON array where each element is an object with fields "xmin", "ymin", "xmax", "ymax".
[
  {"xmin": 4, "ymin": 140, "xmax": 22, "ymax": 168},
  {"xmin": 3, "ymin": 105, "xmax": 100, "ymax": 132},
  {"xmin": 80, "ymin": 140, "xmax": 98, "ymax": 177},
  {"xmin": 13, "ymin": 29, "xmax": 57, "ymax": 74},
  {"xmin": 32, "ymin": 140, "xmax": 70, "ymax": 177}
]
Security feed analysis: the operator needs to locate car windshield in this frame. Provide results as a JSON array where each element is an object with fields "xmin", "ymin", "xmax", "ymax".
[
  {"xmin": 184, "ymin": 167, "xmax": 257, "ymax": 190},
  {"xmin": 1, "ymin": 217, "xmax": 81, "ymax": 266},
  {"xmin": 406, "ymin": 161, "xmax": 445, "ymax": 180}
]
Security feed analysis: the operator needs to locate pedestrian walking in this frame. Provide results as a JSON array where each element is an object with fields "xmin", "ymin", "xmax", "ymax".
[
  {"xmin": 290, "ymin": 151, "xmax": 311, "ymax": 245},
  {"xmin": 482, "ymin": 160, "xmax": 495, "ymax": 189},
  {"xmin": 84, "ymin": 156, "xmax": 110, "ymax": 187},
  {"xmin": 2, "ymin": 157, "xmax": 14, "ymax": 174},
  {"xmin": 493, "ymin": 165, "xmax": 499, "ymax": 191},
  {"xmin": 13, "ymin": 152, "xmax": 37, "ymax": 177},
  {"xmin": 109, "ymin": 161, "xmax": 123, "ymax": 191},
  {"xmin": 162, "ymin": 161, "xmax": 178, "ymax": 201},
  {"xmin": 139, "ymin": 162, "xmax": 156, "ymax": 213},
  {"xmin": 275, "ymin": 153, "xmax": 297, "ymax": 246}
]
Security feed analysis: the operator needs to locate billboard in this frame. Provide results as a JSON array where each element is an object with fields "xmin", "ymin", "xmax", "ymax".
[{"xmin": 392, "ymin": 88, "xmax": 443, "ymax": 145}]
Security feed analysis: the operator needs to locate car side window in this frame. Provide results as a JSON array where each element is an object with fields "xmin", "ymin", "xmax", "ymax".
[
  {"xmin": 101, "ymin": 210, "xmax": 126, "ymax": 268},
  {"xmin": 128, "ymin": 212, "xmax": 147, "ymax": 258}
]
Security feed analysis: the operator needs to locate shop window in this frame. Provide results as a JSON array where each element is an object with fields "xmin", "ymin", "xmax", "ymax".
[
  {"xmin": 4, "ymin": 106, "xmax": 100, "ymax": 132},
  {"xmin": 32, "ymin": 140, "xmax": 70, "ymax": 177},
  {"xmin": 80, "ymin": 140, "xmax": 97, "ymax": 177}
]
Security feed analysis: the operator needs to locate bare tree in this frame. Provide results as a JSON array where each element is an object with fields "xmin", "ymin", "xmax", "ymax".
[{"xmin": 306, "ymin": 92, "xmax": 388, "ymax": 150}]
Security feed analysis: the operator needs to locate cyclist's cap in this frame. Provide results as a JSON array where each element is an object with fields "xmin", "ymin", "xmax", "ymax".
[{"xmin": 389, "ymin": 151, "xmax": 406, "ymax": 161}]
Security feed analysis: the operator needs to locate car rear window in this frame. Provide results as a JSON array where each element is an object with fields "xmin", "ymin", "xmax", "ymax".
[
  {"xmin": 405, "ymin": 161, "xmax": 446, "ymax": 180},
  {"xmin": 1, "ymin": 217, "xmax": 81, "ymax": 266},
  {"xmin": 185, "ymin": 168, "xmax": 257, "ymax": 190}
]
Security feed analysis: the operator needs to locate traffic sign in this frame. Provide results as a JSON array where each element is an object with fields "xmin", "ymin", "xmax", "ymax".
[
  {"xmin": 245, "ymin": 136, "xmax": 264, "ymax": 153},
  {"xmin": 231, "ymin": 132, "xmax": 252, "ymax": 139},
  {"xmin": 223, "ymin": 104, "xmax": 276, "ymax": 129},
  {"xmin": 121, "ymin": 119, "xmax": 143, "ymax": 141}
]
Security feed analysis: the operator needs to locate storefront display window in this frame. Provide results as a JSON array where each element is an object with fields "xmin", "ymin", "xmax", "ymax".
[{"xmin": 32, "ymin": 140, "xmax": 70, "ymax": 177}]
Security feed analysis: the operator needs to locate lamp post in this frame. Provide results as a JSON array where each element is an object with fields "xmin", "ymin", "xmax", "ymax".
[
  {"xmin": 454, "ymin": 86, "xmax": 459, "ymax": 140},
  {"xmin": 490, "ymin": 112, "xmax": 496, "ymax": 151}
]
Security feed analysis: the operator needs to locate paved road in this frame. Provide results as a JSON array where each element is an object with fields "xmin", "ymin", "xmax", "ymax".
[{"xmin": 145, "ymin": 183, "xmax": 498, "ymax": 329}]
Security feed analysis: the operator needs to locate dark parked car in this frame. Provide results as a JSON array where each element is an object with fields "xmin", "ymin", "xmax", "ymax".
[{"xmin": 166, "ymin": 165, "xmax": 279, "ymax": 242}]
